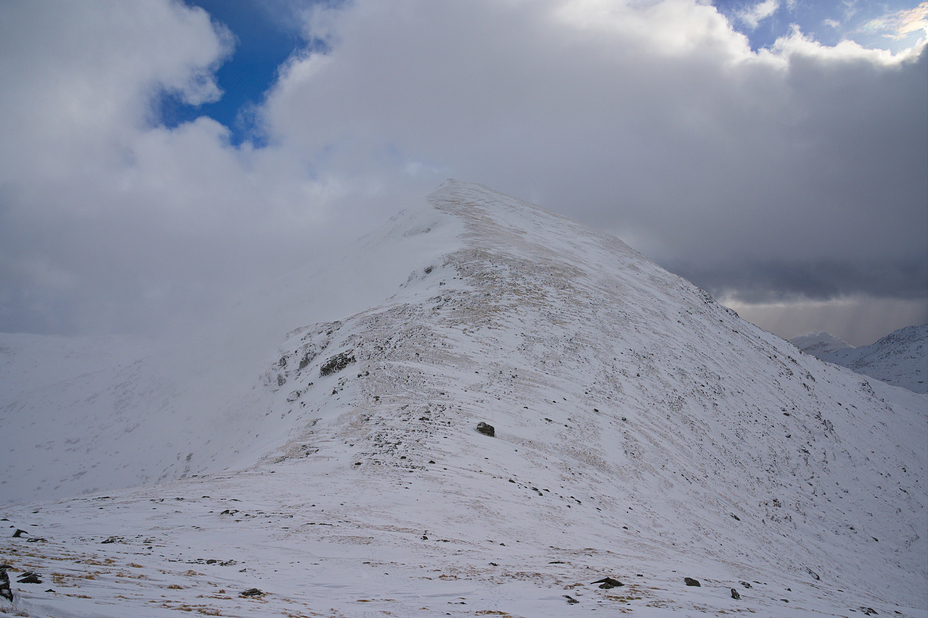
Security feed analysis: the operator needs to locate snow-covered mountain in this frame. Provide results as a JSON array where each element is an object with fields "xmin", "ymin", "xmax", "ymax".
[
  {"xmin": 789, "ymin": 331, "xmax": 854, "ymax": 358},
  {"xmin": 1, "ymin": 181, "xmax": 926, "ymax": 617},
  {"xmin": 792, "ymin": 325, "xmax": 927, "ymax": 394}
]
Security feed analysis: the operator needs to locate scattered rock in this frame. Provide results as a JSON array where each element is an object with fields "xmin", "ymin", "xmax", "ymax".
[
  {"xmin": 240, "ymin": 588, "xmax": 265, "ymax": 597},
  {"xmin": 17, "ymin": 572, "xmax": 42, "ymax": 584},
  {"xmin": 564, "ymin": 594, "xmax": 579, "ymax": 604},
  {"xmin": 806, "ymin": 567, "xmax": 820, "ymax": 580},
  {"xmin": 684, "ymin": 577, "xmax": 701, "ymax": 587},
  {"xmin": 11, "ymin": 529, "xmax": 26, "ymax": 538},
  {"xmin": 740, "ymin": 581, "xmax": 752, "ymax": 588},
  {"xmin": 101, "ymin": 536, "xmax": 121, "ymax": 544},
  {"xmin": 476, "ymin": 422, "xmax": 495, "ymax": 437},
  {"xmin": 592, "ymin": 577, "xmax": 623, "ymax": 589},
  {"xmin": 859, "ymin": 607, "xmax": 879, "ymax": 616},
  {"xmin": 731, "ymin": 588, "xmax": 741, "ymax": 600}
]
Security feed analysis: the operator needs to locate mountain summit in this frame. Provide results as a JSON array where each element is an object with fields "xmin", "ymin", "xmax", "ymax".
[{"xmin": 1, "ymin": 181, "xmax": 926, "ymax": 617}]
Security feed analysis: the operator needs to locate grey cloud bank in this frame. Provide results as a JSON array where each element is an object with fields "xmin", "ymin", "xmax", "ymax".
[{"xmin": 0, "ymin": 0, "xmax": 925, "ymax": 345}]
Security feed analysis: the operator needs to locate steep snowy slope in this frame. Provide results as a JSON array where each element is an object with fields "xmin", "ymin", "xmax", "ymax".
[
  {"xmin": 815, "ymin": 324, "xmax": 926, "ymax": 394},
  {"xmin": 1, "ymin": 180, "xmax": 926, "ymax": 617}
]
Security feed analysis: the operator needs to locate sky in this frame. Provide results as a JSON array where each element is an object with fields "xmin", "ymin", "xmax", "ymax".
[{"xmin": 0, "ymin": 0, "xmax": 925, "ymax": 347}]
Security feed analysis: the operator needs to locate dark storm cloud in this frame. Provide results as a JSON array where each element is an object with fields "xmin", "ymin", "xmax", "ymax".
[{"xmin": 672, "ymin": 256, "xmax": 928, "ymax": 305}]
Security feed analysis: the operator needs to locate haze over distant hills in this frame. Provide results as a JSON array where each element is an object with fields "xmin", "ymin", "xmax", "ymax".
[
  {"xmin": 792, "ymin": 325, "xmax": 927, "ymax": 394},
  {"xmin": 1, "ymin": 181, "xmax": 925, "ymax": 617},
  {"xmin": 789, "ymin": 331, "xmax": 854, "ymax": 358}
]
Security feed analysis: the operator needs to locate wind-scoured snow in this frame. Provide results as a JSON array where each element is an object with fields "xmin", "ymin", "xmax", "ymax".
[
  {"xmin": 794, "ymin": 325, "xmax": 927, "ymax": 395},
  {"xmin": 1, "ymin": 180, "xmax": 926, "ymax": 617}
]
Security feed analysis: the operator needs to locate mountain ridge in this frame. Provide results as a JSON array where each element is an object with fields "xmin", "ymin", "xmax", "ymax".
[{"xmin": 1, "ymin": 180, "xmax": 925, "ymax": 617}]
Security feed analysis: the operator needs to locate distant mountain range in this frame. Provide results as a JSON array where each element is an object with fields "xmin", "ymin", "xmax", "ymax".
[
  {"xmin": 791, "ymin": 325, "xmax": 927, "ymax": 394},
  {"xmin": 1, "ymin": 181, "xmax": 925, "ymax": 617}
]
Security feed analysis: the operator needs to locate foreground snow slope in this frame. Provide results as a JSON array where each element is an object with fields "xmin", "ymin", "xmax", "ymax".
[{"xmin": 2, "ymin": 180, "xmax": 926, "ymax": 617}]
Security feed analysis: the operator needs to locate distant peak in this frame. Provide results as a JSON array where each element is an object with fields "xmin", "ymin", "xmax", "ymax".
[{"xmin": 790, "ymin": 331, "xmax": 853, "ymax": 358}]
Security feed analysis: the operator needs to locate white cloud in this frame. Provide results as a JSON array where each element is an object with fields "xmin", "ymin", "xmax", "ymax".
[
  {"xmin": 0, "ymin": 1, "xmax": 369, "ymax": 335},
  {"xmin": 735, "ymin": 0, "xmax": 780, "ymax": 30},
  {"xmin": 858, "ymin": 2, "xmax": 928, "ymax": 41},
  {"xmin": 0, "ymin": 2, "xmax": 232, "ymax": 180}
]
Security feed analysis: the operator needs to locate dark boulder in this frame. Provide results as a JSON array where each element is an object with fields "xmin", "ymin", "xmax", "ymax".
[
  {"xmin": 476, "ymin": 422, "xmax": 495, "ymax": 437},
  {"xmin": 17, "ymin": 572, "xmax": 42, "ymax": 584},
  {"xmin": 684, "ymin": 577, "xmax": 701, "ymax": 587},
  {"xmin": 592, "ymin": 577, "xmax": 623, "ymax": 589},
  {"xmin": 240, "ymin": 588, "xmax": 265, "ymax": 597}
]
